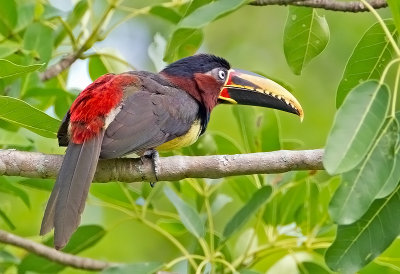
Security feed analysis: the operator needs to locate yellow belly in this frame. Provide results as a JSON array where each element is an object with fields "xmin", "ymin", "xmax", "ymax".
[{"xmin": 156, "ymin": 119, "xmax": 201, "ymax": 151}]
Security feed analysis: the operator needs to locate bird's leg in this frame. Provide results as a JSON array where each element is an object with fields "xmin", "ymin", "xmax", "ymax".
[{"xmin": 142, "ymin": 149, "xmax": 159, "ymax": 187}]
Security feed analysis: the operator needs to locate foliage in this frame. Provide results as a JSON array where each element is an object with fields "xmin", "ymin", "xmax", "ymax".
[{"xmin": 0, "ymin": 0, "xmax": 398, "ymax": 273}]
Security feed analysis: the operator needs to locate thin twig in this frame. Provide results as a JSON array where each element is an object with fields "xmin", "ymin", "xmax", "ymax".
[
  {"xmin": 0, "ymin": 149, "xmax": 324, "ymax": 183},
  {"xmin": 250, "ymin": 0, "xmax": 388, "ymax": 12},
  {"xmin": 0, "ymin": 229, "xmax": 111, "ymax": 271}
]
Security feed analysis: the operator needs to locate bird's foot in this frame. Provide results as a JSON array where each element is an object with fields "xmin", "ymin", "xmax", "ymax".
[{"xmin": 142, "ymin": 149, "xmax": 159, "ymax": 187}]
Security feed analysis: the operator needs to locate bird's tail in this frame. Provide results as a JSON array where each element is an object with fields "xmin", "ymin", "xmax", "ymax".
[{"xmin": 40, "ymin": 130, "xmax": 104, "ymax": 249}]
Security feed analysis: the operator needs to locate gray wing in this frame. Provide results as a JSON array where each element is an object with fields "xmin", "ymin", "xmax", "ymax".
[{"xmin": 100, "ymin": 89, "xmax": 199, "ymax": 159}]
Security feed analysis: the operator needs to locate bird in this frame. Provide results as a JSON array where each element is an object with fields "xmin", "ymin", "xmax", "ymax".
[{"xmin": 40, "ymin": 54, "xmax": 304, "ymax": 249}]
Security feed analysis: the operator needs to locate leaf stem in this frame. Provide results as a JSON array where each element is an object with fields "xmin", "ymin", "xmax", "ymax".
[
  {"xmin": 360, "ymin": 0, "xmax": 400, "ymax": 56},
  {"xmin": 392, "ymin": 64, "xmax": 400, "ymax": 117}
]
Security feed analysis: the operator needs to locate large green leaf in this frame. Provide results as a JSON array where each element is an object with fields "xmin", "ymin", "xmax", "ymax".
[
  {"xmin": 102, "ymin": 262, "xmax": 163, "ymax": 274},
  {"xmin": 323, "ymin": 81, "xmax": 389, "ymax": 175},
  {"xmin": 19, "ymin": 225, "xmax": 106, "ymax": 273},
  {"xmin": 0, "ymin": 59, "xmax": 43, "ymax": 78},
  {"xmin": 387, "ymin": 1, "xmax": 400, "ymax": 34},
  {"xmin": 336, "ymin": 20, "xmax": 397, "ymax": 107},
  {"xmin": 164, "ymin": 0, "xmax": 246, "ymax": 62},
  {"xmin": 283, "ymin": 7, "xmax": 329, "ymax": 75},
  {"xmin": 0, "ymin": 96, "xmax": 60, "ymax": 138},
  {"xmin": 0, "ymin": 0, "xmax": 17, "ymax": 37},
  {"xmin": 23, "ymin": 22, "xmax": 54, "ymax": 64},
  {"xmin": 329, "ymin": 118, "xmax": 398, "ymax": 224},
  {"xmin": 325, "ymin": 185, "xmax": 400, "ymax": 273},
  {"xmin": 0, "ymin": 41, "xmax": 19, "ymax": 59},
  {"xmin": 223, "ymin": 186, "xmax": 272, "ymax": 239},
  {"xmin": 164, "ymin": 186, "xmax": 205, "ymax": 238}
]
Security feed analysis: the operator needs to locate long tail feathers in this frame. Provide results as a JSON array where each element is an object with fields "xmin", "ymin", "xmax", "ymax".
[{"xmin": 40, "ymin": 130, "xmax": 104, "ymax": 249}]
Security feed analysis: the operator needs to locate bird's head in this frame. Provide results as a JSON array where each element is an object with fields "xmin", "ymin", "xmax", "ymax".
[{"xmin": 161, "ymin": 54, "xmax": 303, "ymax": 120}]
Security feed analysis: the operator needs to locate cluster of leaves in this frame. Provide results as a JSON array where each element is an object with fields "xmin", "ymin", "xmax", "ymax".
[{"xmin": 0, "ymin": 0, "xmax": 399, "ymax": 273}]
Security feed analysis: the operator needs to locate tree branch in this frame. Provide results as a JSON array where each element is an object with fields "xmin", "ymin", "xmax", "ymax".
[
  {"xmin": 40, "ymin": 53, "xmax": 80, "ymax": 81},
  {"xmin": 0, "ymin": 229, "xmax": 111, "ymax": 271},
  {"xmin": 250, "ymin": 0, "xmax": 388, "ymax": 12},
  {"xmin": 0, "ymin": 149, "xmax": 324, "ymax": 183}
]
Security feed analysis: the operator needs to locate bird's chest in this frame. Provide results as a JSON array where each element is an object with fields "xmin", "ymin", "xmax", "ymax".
[{"xmin": 156, "ymin": 119, "xmax": 202, "ymax": 151}]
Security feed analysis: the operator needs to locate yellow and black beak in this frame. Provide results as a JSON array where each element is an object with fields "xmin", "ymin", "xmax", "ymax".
[{"xmin": 219, "ymin": 69, "xmax": 304, "ymax": 120}]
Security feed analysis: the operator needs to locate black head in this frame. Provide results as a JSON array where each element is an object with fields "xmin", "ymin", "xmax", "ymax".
[{"xmin": 162, "ymin": 54, "xmax": 231, "ymax": 78}]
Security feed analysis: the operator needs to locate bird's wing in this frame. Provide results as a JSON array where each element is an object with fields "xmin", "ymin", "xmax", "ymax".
[{"xmin": 100, "ymin": 88, "xmax": 199, "ymax": 158}]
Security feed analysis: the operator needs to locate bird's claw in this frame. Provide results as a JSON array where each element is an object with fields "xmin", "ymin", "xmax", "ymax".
[{"xmin": 143, "ymin": 149, "xmax": 159, "ymax": 187}]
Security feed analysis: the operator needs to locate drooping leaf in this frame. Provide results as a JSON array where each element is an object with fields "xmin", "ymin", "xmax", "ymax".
[
  {"xmin": 325, "ymin": 185, "xmax": 400, "ymax": 273},
  {"xmin": 17, "ymin": 178, "xmax": 54, "ymax": 191},
  {"xmin": 0, "ymin": 59, "xmax": 43, "ymax": 79},
  {"xmin": 149, "ymin": 6, "xmax": 181, "ymax": 24},
  {"xmin": 329, "ymin": 118, "xmax": 398, "ymax": 224},
  {"xmin": 387, "ymin": 1, "xmax": 400, "ymax": 34},
  {"xmin": 323, "ymin": 81, "xmax": 389, "ymax": 174},
  {"xmin": 336, "ymin": 20, "xmax": 397, "ymax": 107},
  {"xmin": 0, "ymin": 96, "xmax": 60, "ymax": 138},
  {"xmin": 223, "ymin": 186, "xmax": 272, "ymax": 239},
  {"xmin": 19, "ymin": 225, "xmax": 106, "ymax": 273},
  {"xmin": 0, "ymin": 177, "xmax": 30, "ymax": 208},
  {"xmin": 164, "ymin": 0, "xmax": 246, "ymax": 62},
  {"xmin": 102, "ymin": 262, "xmax": 163, "ymax": 274},
  {"xmin": 0, "ymin": 0, "xmax": 17, "ymax": 37},
  {"xmin": 23, "ymin": 22, "xmax": 54, "ymax": 64},
  {"xmin": 283, "ymin": 7, "xmax": 329, "ymax": 75},
  {"xmin": 164, "ymin": 186, "xmax": 205, "ymax": 237},
  {"xmin": 0, "ymin": 209, "xmax": 15, "ymax": 230},
  {"xmin": 164, "ymin": 28, "xmax": 203, "ymax": 63}
]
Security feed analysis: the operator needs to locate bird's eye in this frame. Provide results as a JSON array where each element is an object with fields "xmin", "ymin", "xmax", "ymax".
[{"xmin": 218, "ymin": 70, "xmax": 226, "ymax": 80}]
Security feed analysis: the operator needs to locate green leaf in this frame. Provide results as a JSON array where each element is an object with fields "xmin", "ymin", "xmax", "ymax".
[
  {"xmin": 283, "ymin": 7, "xmax": 329, "ymax": 75},
  {"xmin": 223, "ymin": 186, "xmax": 272, "ymax": 239},
  {"xmin": 0, "ymin": 96, "xmax": 60, "ymax": 138},
  {"xmin": 0, "ymin": 177, "xmax": 30, "ymax": 208},
  {"xmin": 0, "ymin": 209, "xmax": 15, "ymax": 230},
  {"xmin": 55, "ymin": 0, "xmax": 89, "ymax": 46},
  {"xmin": 19, "ymin": 225, "xmax": 106, "ymax": 273},
  {"xmin": 164, "ymin": 186, "xmax": 205, "ymax": 238},
  {"xmin": 164, "ymin": 28, "xmax": 203, "ymax": 63},
  {"xmin": 0, "ymin": 0, "xmax": 17, "ymax": 37},
  {"xmin": 164, "ymin": 0, "xmax": 246, "ymax": 62},
  {"xmin": 157, "ymin": 219, "xmax": 186, "ymax": 236},
  {"xmin": 23, "ymin": 22, "xmax": 54, "ymax": 64},
  {"xmin": 0, "ymin": 59, "xmax": 43, "ymax": 78},
  {"xmin": 0, "ymin": 41, "xmax": 19, "ymax": 58},
  {"xmin": 377, "ymin": 113, "xmax": 400, "ymax": 198},
  {"xmin": 387, "ymin": 1, "xmax": 400, "ymax": 34},
  {"xmin": 0, "ymin": 127, "xmax": 31, "ymax": 146},
  {"xmin": 323, "ymin": 81, "xmax": 389, "ymax": 174},
  {"xmin": 325, "ymin": 185, "xmax": 400, "ymax": 273},
  {"xmin": 149, "ymin": 6, "xmax": 181, "ymax": 24},
  {"xmin": 88, "ymin": 54, "xmax": 128, "ymax": 81},
  {"xmin": 17, "ymin": 178, "xmax": 54, "ymax": 191},
  {"xmin": 329, "ymin": 118, "xmax": 398, "ymax": 224},
  {"xmin": 102, "ymin": 262, "xmax": 163, "ymax": 274},
  {"xmin": 179, "ymin": 0, "xmax": 245, "ymax": 29},
  {"xmin": 336, "ymin": 20, "xmax": 397, "ymax": 107}
]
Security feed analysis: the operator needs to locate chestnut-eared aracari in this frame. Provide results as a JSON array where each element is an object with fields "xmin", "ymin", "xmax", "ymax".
[{"xmin": 41, "ymin": 54, "xmax": 303, "ymax": 249}]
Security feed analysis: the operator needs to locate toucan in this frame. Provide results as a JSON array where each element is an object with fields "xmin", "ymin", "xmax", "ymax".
[{"xmin": 40, "ymin": 54, "xmax": 304, "ymax": 249}]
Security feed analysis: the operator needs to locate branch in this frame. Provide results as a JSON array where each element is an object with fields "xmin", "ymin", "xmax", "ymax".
[
  {"xmin": 0, "ymin": 149, "xmax": 324, "ymax": 182},
  {"xmin": 250, "ymin": 0, "xmax": 388, "ymax": 12},
  {"xmin": 0, "ymin": 229, "xmax": 111, "ymax": 271},
  {"xmin": 40, "ymin": 53, "xmax": 80, "ymax": 81}
]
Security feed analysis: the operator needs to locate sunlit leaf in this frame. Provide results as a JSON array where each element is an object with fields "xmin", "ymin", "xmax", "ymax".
[
  {"xmin": 0, "ymin": 41, "xmax": 19, "ymax": 58},
  {"xmin": 329, "ymin": 118, "xmax": 398, "ymax": 224},
  {"xmin": 19, "ymin": 225, "xmax": 106, "ymax": 273},
  {"xmin": 0, "ymin": 59, "xmax": 43, "ymax": 79},
  {"xmin": 0, "ymin": 96, "xmax": 60, "ymax": 138},
  {"xmin": 336, "ymin": 20, "xmax": 397, "ymax": 107},
  {"xmin": 223, "ymin": 186, "xmax": 271, "ymax": 239},
  {"xmin": 325, "ymin": 185, "xmax": 400, "ymax": 273},
  {"xmin": 283, "ymin": 7, "xmax": 329, "ymax": 75},
  {"xmin": 102, "ymin": 262, "xmax": 163, "ymax": 274},
  {"xmin": 0, "ymin": 209, "xmax": 15, "ymax": 230},
  {"xmin": 164, "ymin": 28, "xmax": 203, "ymax": 63},
  {"xmin": 157, "ymin": 219, "xmax": 186, "ymax": 236},
  {"xmin": 149, "ymin": 6, "xmax": 181, "ymax": 24},
  {"xmin": 164, "ymin": 186, "xmax": 205, "ymax": 237},
  {"xmin": 323, "ymin": 81, "xmax": 389, "ymax": 174}
]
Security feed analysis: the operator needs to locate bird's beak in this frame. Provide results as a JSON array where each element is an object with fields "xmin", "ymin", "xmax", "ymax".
[{"xmin": 219, "ymin": 69, "xmax": 304, "ymax": 120}]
